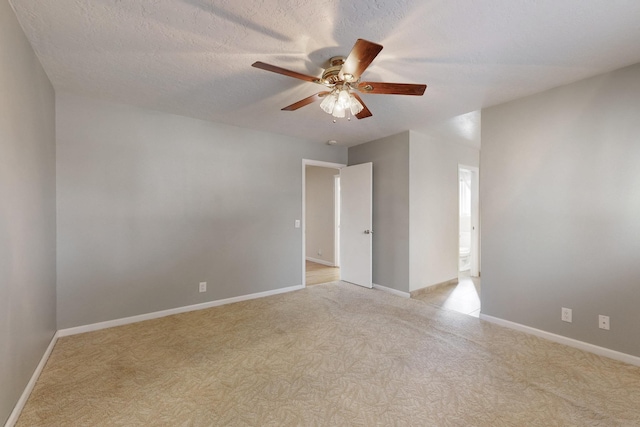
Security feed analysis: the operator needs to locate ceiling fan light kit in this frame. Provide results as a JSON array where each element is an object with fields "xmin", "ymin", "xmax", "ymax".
[
  {"xmin": 252, "ymin": 39, "xmax": 426, "ymax": 121},
  {"xmin": 319, "ymin": 86, "xmax": 364, "ymax": 120}
]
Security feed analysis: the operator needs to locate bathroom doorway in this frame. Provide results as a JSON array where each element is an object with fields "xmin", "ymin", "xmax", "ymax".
[{"xmin": 458, "ymin": 165, "xmax": 479, "ymax": 277}]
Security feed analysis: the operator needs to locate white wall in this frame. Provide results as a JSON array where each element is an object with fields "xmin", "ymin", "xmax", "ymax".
[
  {"xmin": 409, "ymin": 131, "xmax": 480, "ymax": 291},
  {"xmin": 0, "ymin": 1, "xmax": 57, "ymax": 423},
  {"xmin": 481, "ymin": 62, "xmax": 640, "ymax": 357},
  {"xmin": 56, "ymin": 93, "xmax": 347, "ymax": 329},
  {"xmin": 305, "ymin": 166, "xmax": 337, "ymax": 265}
]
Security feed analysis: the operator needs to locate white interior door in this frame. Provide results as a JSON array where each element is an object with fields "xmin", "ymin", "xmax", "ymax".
[{"xmin": 340, "ymin": 162, "xmax": 373, "ymax": 288}]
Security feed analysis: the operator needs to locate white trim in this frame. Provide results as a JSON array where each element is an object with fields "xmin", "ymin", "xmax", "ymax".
[
  {"xmin": 458, "ymin": 164, "xmax": 480, "ymax": 277},
  {"xmin": 58, "ymin": 284, "xmax": 304, "ymax": 337},
  {"xmin": 410, "ymin": 278, "xmax": 459, "ymax": 297},
  {"xmin": 480, "ymin": 314, "xmax": 640, "ymax": 367},
  {"xmin": 305, "ymin": 256, "xmax": 335, "ymax": 267},
  {"xmin": 8, "ymin": 285, "xmax": 304, "ymax": 425},
  {"xmin": 334, "ymin": 174, "xmax": 341, "ymax": 268},
  {"xmin": 373, "ymin": 283, "xmax": 411, "ymax": 299},
  {"xmin": 303, "ymin": 159, "xmax": 346, "ymax": 169},
  {"xmin": 5, "ymin": 332, "xmax": 59, "ymax": 427}
]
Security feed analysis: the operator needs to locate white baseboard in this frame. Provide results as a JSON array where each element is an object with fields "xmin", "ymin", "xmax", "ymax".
[
  {"xmin": 5, "ymin": 331, "xmax": 59, "ymax": 427},
  {"xmin": 305, "ymin": 257, "xmax": 335, "ymax": 267},
  {"xmin": 480, "ymin": 314, "xmax": 640, "ymax": 367},
  {"xmin": 410, "ymin": 277, "xmax": 459, "ymax": 297},
  {"xmin": 7, "ymin": 285, "xmax": 304, "ymax": 425},
  {"xmin": 58, "ymin": 284, "xmax": 304, "ymax": 337},
  {"xmin": 373, "ymin": 283, "xmax": 410, "ymax": 299}
]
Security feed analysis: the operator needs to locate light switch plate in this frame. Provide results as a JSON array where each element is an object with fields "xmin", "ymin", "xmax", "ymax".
[{"xmin": 599, "ymin": 315, "xmax": 610, "ymax": 330}]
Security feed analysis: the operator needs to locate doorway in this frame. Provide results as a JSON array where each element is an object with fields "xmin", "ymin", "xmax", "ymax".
[
  {"xmin": 302, "ymin": 160, "xmax": 344, "ymax": 286},
  {"xmin": 458, "ymin": 165, "xmax": 479, "ymax": 277},
  {"xmin": 415, "ymin": 164, "xmax": 481, "ymax": 317}
]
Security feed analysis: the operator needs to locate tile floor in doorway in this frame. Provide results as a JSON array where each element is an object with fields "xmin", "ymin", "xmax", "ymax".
[{"xmin": 412, "ymin": 272, "xmax": 481, "ymax": 317}]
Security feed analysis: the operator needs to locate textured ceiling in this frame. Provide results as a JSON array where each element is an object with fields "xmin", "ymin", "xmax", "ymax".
[{"xmin": 9, "ymin": 0, "xmax": 640, "ymax": 147}]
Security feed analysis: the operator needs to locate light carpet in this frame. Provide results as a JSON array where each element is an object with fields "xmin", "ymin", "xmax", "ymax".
[{"xmin": 17, "ymin": 282, "xmax": 640, "ymax": 426}]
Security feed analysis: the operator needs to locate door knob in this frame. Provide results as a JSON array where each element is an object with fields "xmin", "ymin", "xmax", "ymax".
[{"xmin": 364, "ymin": 230, "xmax": 373, "ymax": 234}]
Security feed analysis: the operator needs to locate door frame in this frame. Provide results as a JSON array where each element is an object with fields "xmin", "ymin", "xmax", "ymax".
[
  {"xmin": 302, "ymin": 159, "xmax": 346, "ymax": 286},
  {"xmin": 458, "ymin": 164, "xmax": 480, "ymax": 277},
  {"xmin": 334, "ymin": 174, "xmax": 341, "ymax": 268}
]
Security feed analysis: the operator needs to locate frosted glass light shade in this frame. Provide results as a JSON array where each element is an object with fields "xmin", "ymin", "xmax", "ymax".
[
  {"xmin": 319, "ymin": 87, "xmax": 362, "ymax": 119},
  {"xmin": 349, "ymin": 94, "xmax": 363, "ymax": 115},
  {"xmin": 320, "ymin": 94, "xmax": 336, "ymax": 114}
]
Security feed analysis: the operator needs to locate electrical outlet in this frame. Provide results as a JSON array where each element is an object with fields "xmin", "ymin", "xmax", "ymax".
[
  {"xmin": 317, "ymin": 249, "xmax": 322, "ymax": 256},
  {"xmin": 199, "ymin": 282, "xmax": 207, "ymax": 293},
  {"xmin": 599, "ymin": 315, "xmax": 610, "ymax": 330},
  {"xmin": 561, "ymin": 307, "xmax": 572, "ymax": 323}
]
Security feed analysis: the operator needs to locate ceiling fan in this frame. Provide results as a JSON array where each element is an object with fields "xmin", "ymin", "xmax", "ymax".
[{"xmin": 252, "ymin": 39, "xmax": 427, "ymax": 121}]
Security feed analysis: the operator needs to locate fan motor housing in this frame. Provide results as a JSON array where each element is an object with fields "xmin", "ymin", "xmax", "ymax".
[{"xmin": 322, "ymin": 56, "xmax": 346, "ymax": 84}]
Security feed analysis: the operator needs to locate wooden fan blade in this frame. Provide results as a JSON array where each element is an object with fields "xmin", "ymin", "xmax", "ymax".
[
  {"xmin": 252, "ymin": 61, "xmax": 322, "ymax": 84},
  {"xmin": 351, "ymin": 93, "xmax": 372, "ymax": 119},
  {"xmin": 281, "ymin": 92, "xmax": 330, "ymax": 111},
  {"xmin": 358, "ymin": 82, "xmax": 427, "ymax": 96},
  {"xmin": 340, "ymin": 39, "xmax": 383, "ymax": 80}
]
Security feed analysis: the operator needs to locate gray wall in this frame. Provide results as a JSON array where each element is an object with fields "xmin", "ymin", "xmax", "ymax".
[
  {"xmin": 56, "ymin": 93, "xmax": 347, "ymax": 329},
  {"xmin": 481, "ymin": 63, "xmax": 640, "ymax": 357},
  {"xmin": 305, "ymin": 166, "xmax": 337, "ymax": 265},
  {"xmin": 0, "ymin": 1, "xmax": 57, "ymax": 423},
  {"xmin": 409, "ymin": 131, "xmax": 479, "ymax": 291},
  {"xmin": 348, "ymin": 132, "xmax": 411, "ymax": 292}
]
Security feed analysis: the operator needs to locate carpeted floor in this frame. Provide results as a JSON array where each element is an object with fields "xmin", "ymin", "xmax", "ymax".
[{"xmin": 17, "ymin": 282, "xmax": 640, "ymax": 426}]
